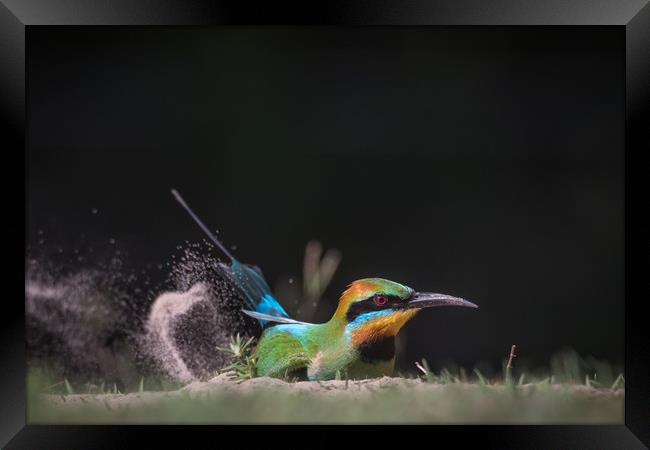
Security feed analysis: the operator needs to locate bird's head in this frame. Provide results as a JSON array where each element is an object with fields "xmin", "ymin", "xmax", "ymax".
[{"xmin": 332, "ymin": 278, "xmax": 477, "ymax": 346}]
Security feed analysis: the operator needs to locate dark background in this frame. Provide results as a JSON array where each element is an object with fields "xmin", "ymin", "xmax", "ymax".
[{"xmin": 26, "ymin": 26, "xmax": 624, "ymax": 373}]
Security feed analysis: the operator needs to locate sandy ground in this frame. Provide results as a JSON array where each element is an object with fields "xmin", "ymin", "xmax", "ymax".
[
  {"xmin": 43, "ymin": 375, "xmax": 426, "ymax": 407},
  {"xmin": 34, "ymin": 375, "xmax": 624, "ymax": 424}
]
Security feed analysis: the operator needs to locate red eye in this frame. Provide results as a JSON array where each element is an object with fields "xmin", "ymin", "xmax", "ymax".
[{"xmin": 374, "ymin": 294, "xmax": 388, "ymax": 306}]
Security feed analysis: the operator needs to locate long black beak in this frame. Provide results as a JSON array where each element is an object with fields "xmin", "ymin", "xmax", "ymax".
[{"xmin": 405, "ymin": 292, "xmax": 478, "ymax": 309}]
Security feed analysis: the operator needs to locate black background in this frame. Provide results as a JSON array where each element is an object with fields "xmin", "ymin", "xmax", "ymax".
[{"xmin": 27, "ymin": 26, "xmax": 624, "ymax": 373}]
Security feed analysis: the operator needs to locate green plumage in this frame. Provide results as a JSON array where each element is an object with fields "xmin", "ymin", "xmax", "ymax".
[
  {"xmin": 253, "ymin": 279, "xmax": 416, "ymax": 380},
  {"xmin": 254, "ymin": 328, "xmax": 312, "ymax": 378},
  {"xmin": 254, "ymin": 322, "xmax": 399, "ymax": 380}
]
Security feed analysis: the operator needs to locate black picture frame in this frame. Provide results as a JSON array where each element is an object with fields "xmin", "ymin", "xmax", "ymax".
[{"xmin": 2, "ymin": 1, "xmax": 648, "ymax": 448}]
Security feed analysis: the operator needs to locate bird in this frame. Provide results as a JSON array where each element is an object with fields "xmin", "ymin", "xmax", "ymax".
[{"xmin": 171, "ymin": 189, "xmax": 478, "ymax": 380}]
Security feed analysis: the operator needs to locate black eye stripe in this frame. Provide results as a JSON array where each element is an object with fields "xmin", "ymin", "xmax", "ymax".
[{"xmin": 345, "ymin": 294, "xmax": 402, "ymax": 322}]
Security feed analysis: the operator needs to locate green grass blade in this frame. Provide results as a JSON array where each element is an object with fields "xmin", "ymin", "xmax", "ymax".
[
  {"xmin": 64, "ymin": 379, "xmax": 74, "ymax": 395},
  {"xmin": 610, "ymin": 374, "xmax": 624, "ymax": 390},
  {"xmin": 518, "ymin": 373, "xmax": 526, "ymax": 386},
  {"xmin": 473, "ymin": 368, "xmax": 488, "ymax": 386}
]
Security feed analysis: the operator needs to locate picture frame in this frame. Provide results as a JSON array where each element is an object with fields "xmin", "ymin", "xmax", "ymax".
[{"xmin": 3, "ymin": 0, "xmax": 648, "ymax": 447}]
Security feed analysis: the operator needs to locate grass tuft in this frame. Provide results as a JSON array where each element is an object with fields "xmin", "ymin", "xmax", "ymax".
[{"xmin": 215, "ymin": 333, "xmax": 257, "ymax": 380}]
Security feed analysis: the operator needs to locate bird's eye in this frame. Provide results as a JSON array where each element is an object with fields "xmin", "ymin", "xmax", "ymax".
[{"xmin": 374, "ymin": 294, "xmax": 388, "ymax": 306}]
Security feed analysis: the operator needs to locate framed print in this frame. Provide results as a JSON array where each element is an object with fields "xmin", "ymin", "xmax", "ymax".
[{"xmin": 2, "ymin": 0, "xmax": 649, "ymax": 448}]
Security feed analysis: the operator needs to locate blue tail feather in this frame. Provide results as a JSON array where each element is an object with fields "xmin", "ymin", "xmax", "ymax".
[{"xmin": 172, "ymin": 189, "xmax": 289, "ymax": 326}]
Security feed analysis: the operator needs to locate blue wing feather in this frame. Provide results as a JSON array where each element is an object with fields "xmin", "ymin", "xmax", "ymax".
[
  {"xmin": 242, "ymin": 309, "xmax": 310, "ymax": 325},
  {"xmin": 172, "ymin": 189, "xmax": 291, "ymax": 326},
  {"xmin": 229, "ymin": 260, "xmax": 290, "ymax": 324}
]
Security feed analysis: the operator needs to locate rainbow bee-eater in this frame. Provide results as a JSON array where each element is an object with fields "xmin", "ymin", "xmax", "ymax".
[{"xmin": 172, "ymin": 190, "xmax": 478, "ymax": 380}]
